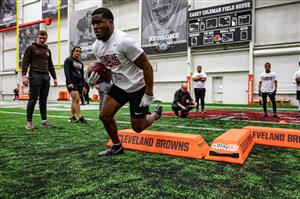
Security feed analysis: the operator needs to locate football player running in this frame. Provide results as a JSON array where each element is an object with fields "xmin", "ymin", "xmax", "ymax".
[{"xmin": 86, "ymin": 7, "xmax": 162, "ymax": 156}]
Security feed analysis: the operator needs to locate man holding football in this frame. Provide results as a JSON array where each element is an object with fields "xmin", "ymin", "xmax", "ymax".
[{"xmin": 86, "ymin": 7, "xmax": 162, "ymax": 156}]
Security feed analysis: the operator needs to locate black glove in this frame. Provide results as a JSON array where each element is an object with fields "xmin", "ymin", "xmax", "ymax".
[{"xmin": 273, "ymin": 89, "xmax": 277, "ymax": 95}]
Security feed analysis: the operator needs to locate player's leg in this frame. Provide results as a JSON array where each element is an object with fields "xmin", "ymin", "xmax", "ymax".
[
  {"xmin": 80, "ymin": 90, "xmax": 85, "ymax": 105},
  {"xmin": 269, "ymin": 92, "xmax": 277, "ymax": 118},
  {"xmin": 99, "ymin": 95, "xmax": 123, "ymax": 143},
  {"xmin": 26, "ymin": 73, "xmax": 42, "ymax": 129},
  {"xmin": 98, "ymin": 92, "xmax": 125, "ymax": 156},
  {"xmin": 129, "ymin": 87, "xmax": 162, "ymax": 133},
  {"xmin": 298, "ymin": 100, "xmax": 300, "ymax": 117},
  {"xmin": 297, "ymin": 91, "xmax": 300, "ymax": 117},
  {"xmin": 200, "ymin": 88, "xmax": 206, "ymax": 112},
  {"xmin": 261, "ymin": 93, "xmax": 268, "ymax": 116},
  {"xmin": 194, "ymin": 88, "xmax": 200, "ymax": 112},
  {"xmin": 172, "ymin": 103, "xmax": 180, "ymax": 116},
  {"xmin": 69, "ymin": 89, "xmax": 81, "ymax": 122},
  {"xmin": 98, "ymin": 85, "xmax": 127, "ymax": 156},
  {"xmin": 39, "ymin": 74, "xmax": 53, "ymax": 128}
]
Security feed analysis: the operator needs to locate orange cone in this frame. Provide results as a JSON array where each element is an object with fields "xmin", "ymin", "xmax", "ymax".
[{"xmin": 278, "ymin": 120, "xmax": 287, "ymax": 124}]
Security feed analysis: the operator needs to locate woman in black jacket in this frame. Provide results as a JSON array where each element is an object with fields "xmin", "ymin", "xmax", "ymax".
[{"xmin": 63, "ymin": 46, "xmax": 87, "ymax": 123}]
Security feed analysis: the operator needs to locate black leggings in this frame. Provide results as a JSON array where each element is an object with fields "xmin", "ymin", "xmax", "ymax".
[
  {"xmin": 194, "ymin": 88, "xmax": 206, "ymax": 111},
  {"xmin": 27, "ymin": 73, "xmax": 50, "ymax": 121},
  {"xmin": 261, "ymin": 92, "xmax": 276, "ymax": 114}
]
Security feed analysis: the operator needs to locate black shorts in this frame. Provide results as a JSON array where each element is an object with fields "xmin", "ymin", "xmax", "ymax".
[
  {"xmin": 67, "ymin": 82, "xmax": 83, "ymax": 94},
  {"xmin": 107, "ymin": 84, "xmax": 149, "ymax": 119},
  {"xmin": 297, "ymin": 91, "xmax": 300, "ymax": 100}
]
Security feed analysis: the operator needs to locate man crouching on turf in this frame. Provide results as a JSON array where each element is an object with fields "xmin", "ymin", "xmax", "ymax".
[{"xmin": 85, "ymin": 7, "xmax": 162, "ymax": 156}]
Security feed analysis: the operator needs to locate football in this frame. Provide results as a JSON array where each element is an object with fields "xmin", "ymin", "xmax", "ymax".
[
  {"xmin": 296, "ymin": 76, "xmax": 300, "ymax": 83},
  {"xmin": 87, "ymin": 62, "xmax": 108, "ymax": 77}
]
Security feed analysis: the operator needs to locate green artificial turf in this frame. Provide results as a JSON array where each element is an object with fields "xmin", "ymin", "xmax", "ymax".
[{"xmin": 0, "ymin": 105, "xmax": 299, "ymax": 199}]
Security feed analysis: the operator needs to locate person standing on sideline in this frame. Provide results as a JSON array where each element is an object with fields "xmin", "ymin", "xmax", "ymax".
[
  {"xmin": 192, "ymin": 65, "xmax": 207, "ymax": 112},
  {"xmin": 85, "ymin": 7, "xmax": 162, "ymax": 156},
  {"xmin": 22, "ymin": 30, "xmax": 58, "ymax": 130},
  {"xmin": 293, "ymin": 61, "xmax": 300, "ymax": 117},
  {"xmin": 13, "ymin": 87, "xmax": 19, "ymax": 101},
  {"xmin": 63, "ymin": 46, "xmax": 88, "ymax": 123},
  {"xmin": 258, "ymin": 62, "xmax": 278, "ymax": 118},
  {"xmin": 95, "ymin": 79, "xmax": 112, "ymax": 111}
]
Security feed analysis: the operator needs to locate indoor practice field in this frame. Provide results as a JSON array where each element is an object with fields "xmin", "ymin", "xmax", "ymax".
[{"xmin": 0, "ymin": 101, "xmax": 299, "ymax": 199}]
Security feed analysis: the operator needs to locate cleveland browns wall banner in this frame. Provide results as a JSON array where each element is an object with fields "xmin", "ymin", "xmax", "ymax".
[
  {"xmin": 141, "ymin": 0, "xmax": 187, "ymax": 54},
  {"xmin": 42, "ymin": 0, "xmax": 68, "ymax": 19},
  {"xmin": 19, "ymin": 25, "xmax": 40, "ymax": 67},
  {"xmin": 69, "ymin": 6, "xmax": 97, "ymax": 61}
]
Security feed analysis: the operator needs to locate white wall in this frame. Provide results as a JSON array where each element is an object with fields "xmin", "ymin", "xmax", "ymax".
[
  {"xmin": 255, "ymin": 3, "xmax": 300, "ymax": 45},
  {"xmin": 23, "ymin": 1, "xmax": 42, "ymax": 23},
  {"xmin": 193, "ymin": 50, "xmax": 249, "ymax": 104}
]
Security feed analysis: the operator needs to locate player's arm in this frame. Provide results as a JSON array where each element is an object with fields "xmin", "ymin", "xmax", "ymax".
[
  {"xmin": 174, "ymin": 91, "xmax": 185, "ymax": 109},
  {"xmin": 258, "ymin": 81, "xmax": 262, "ymax": 91},
  {"xmin": 274, "ymin": 74, "xmax": 278, "ymax": 93},
  {"xmin": 21, "ymin": 46, "xmax": 34, "ymax": 86},
  {"xmin": 293, "ymin": 73, "xmax": 297, "ymax": 84},
  {"xmin": 48, "ymin": 50, "xmax": 58, "ymax": 86},
  {"xmin": 63, "ymin": 58, "xmax": 72, "ymax": 87},
  {"xmin": 134, "ymin": 53, "xmax": 153, "ymax": 96},
  {"xmin": 258, "ymin": 81, "xmax": 262, "ymax": 96},
  {"xmin": 200, "ymin": 77, "xmax": 207, "ymax": 82},
  {"xmin": 192, "ymin": 76, "xmax": 201, "ymax": 81}
]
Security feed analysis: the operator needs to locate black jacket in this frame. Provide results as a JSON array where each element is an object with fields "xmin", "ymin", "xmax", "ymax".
[
  {"xmin": 172, "ymin": 89, "xmax": 193, "ymax": 106},
  {"xmin": 22, "ymin": 42, "xmax": 56, "ymax": 79},
  {"xmin": 63, "ymin": 56, "xmax": 85, "ymax": 85}
]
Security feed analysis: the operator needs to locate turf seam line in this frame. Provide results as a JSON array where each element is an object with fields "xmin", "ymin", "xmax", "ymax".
[{"xmin": 0, "ymin": 111, "xmax": 226, "ymax": 131}]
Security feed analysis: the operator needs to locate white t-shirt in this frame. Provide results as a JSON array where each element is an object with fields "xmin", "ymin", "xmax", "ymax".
[
  {"xmin": 92, "ymin": 29, "xmax": 145, "ymax": 93},
  {"xmin": 259, "ymin": 71, "xmax": 277, "ymax": 93},
  {"xmin": 192, "ymin": 71, "xmax": 207, "ymax": 89},
  {"xmin": 293, "ymin": 69, "xmax": 300, "ymax": 91}
]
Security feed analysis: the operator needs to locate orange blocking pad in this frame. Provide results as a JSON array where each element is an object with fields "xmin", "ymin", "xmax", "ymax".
[
  {"xmin": 243, "ymin": 126, "xmax": 300, "ymax": 149},
  {"xmin": 57, "ymin": 91, "xmax": 69, "ymax": 100},
  {"xmin": 205, "ymin": 129, "xmax": 254, "ymax": 164},
  {"xmin": 107, "ymin": 129, "xmax": 209, "ymax": 159},
  {"xmin": 18, "ymin": 94, "xmax": 29, "ymax": 100}
]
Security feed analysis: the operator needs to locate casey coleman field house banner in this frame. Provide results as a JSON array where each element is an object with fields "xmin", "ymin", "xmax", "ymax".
[{"xmin": 141, "ymin": 0, "xmax": 187, "ymax": 54}]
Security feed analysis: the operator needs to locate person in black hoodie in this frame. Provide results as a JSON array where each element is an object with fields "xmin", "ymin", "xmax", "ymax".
[
  {"xmin": 22, "ymin": 30, "xmax": 58, "ymax": 130},
  {"xmin": 63, "ymin": 46, "xmax": 87, "ymax": 123}
]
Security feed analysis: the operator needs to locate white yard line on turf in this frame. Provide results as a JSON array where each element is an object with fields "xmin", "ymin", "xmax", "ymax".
[{"xmin": 0, "ymin": 110, "xmax": 226, "ymax": 131}]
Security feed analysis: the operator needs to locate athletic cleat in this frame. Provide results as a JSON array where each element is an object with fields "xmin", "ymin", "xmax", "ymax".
[
  {"xmin": 41, "ymin": 121, "xmax": 54, "ymax": 128},
  {"xmin": 69, "ymin": 116, "xmax": 78, "ymax": 123},
  {"xmin": 273, "ymin": 114, "xmax": 278, "ymax": 118},
  {"xmin": 98, "ymin": 144, "xmax": 124, "ymax": 156},
  {"xmin": 25, "ymin": 122, "xmax": 35, "ymax": 130},
  {"xmin": 263, "ymin": 113, "xmax": 268, "ymax": 117},
  {"xmin": 154, "ymin": 106, "xmax": 163, "ymax": 120},
  {"xmin": 79, "ymin": 117, "xmax": 88, "ymax": 124}
]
